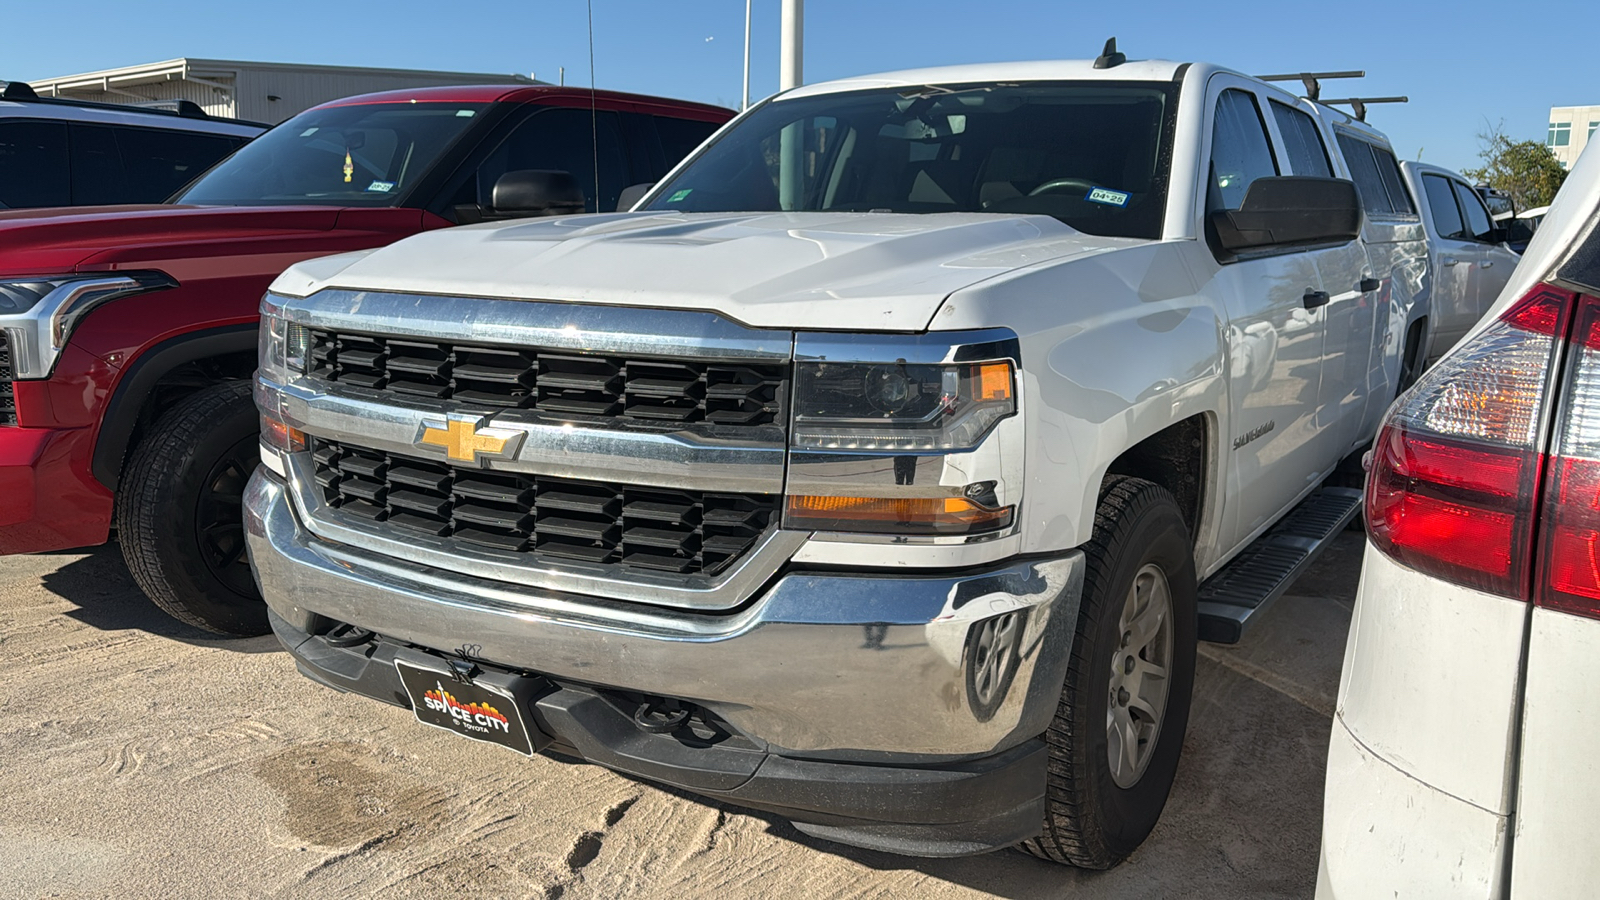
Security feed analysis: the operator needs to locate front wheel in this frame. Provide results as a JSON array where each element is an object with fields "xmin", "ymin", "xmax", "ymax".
[
  {"xmin": 117, "ymin": 381, "xmax": 267, "ymax": 637},
  {"xmin": 1020, "ymin": 475, "xmax": 1197, "ymax": 868}
]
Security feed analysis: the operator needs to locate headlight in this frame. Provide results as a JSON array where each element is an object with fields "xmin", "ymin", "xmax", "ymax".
[
  {"xmin": 792, "ymin": 358, "xmax": 1014, "ymax": 451},
  {"xmin": 785, "ymin": 329, "xmax": 1021, "ymax": 537},
  {"xmin": 258, "ymin": 292, "xmax": 310, "ymax": 383},
  {"xmin": 0, "ymin": 272, "xmax": 176, "ymax": 379}
]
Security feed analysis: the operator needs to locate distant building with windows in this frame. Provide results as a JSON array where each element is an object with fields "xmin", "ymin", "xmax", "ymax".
[
  {"xmin": 1548, "ymin": 105, "xmax": 1600, "ymax": 169},
  {"xmin": 25, "ymin": 58, "xmax": 538, "ymax": 125}
]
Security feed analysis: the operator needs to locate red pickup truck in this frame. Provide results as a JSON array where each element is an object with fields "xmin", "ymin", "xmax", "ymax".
[{"xmin": 0, "ymin": 84, "xmax": 730, "ymax": 635}]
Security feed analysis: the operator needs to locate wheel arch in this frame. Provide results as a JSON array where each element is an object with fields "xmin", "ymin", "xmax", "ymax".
[
  {"xmin": 1102, "ymin": 413, "xmax": 1214, "ymax": 550},
  {"xmin": 92, "ymin": 323, "xmax": 258, "ymax": 491}
]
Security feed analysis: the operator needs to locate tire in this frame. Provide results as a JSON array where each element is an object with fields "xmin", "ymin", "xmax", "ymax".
[
  {"xmin": 117, "ymin": 381, "xmax": 267, "ymax": 636},
  {"xmin": 1020, "ymin": 475, "xmax": 1198, "ymax": 869}
]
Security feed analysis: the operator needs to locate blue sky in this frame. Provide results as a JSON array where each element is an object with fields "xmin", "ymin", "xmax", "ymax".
[{"xmin": 11, "ymin": 0, "xmax": 1596, "ymax": 173}]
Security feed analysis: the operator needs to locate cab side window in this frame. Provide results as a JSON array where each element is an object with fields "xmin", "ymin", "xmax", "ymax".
[
  {"xmin": 469, "ymin": 107, "xmax": 630, "ymax": 214},
  {"xmin": 1208, "ymin": 89, "xmax": 1278, "ymax": 212},
  {"xmin": 0, "ymin": 120, "xmax": 69, "ymax": 208},
  {"xmin": 1450, "ymin": 180, "xmax": 1496, "ymax": 242},
  {"xmin": 1269, "ymin": 102, "xmax": 1332, "ymax": 177},
  {"xmin": 1422, "ymin": 174, "xmax": 1467, "ymax": 240}
]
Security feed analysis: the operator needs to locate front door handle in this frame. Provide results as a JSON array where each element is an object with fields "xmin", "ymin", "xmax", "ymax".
[
  {"xmin": 1358, "ymin": 277, "xmax": 1381, "ymax": 293},
  {"xmin": 1443, "ymin": 256, "xmax": 1461, "ymax": 267},
  {"xmin": 1303, "ymin": 289, "xmax": 1331, "ymax": 310}
]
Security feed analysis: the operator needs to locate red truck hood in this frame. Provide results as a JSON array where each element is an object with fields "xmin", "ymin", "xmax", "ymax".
[{"xmin": 0, "ymin": 204, "xmax": 431, "ymax": 276}]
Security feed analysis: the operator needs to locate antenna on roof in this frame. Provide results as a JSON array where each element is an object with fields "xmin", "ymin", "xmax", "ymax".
[
  {"xmin": 1, "ymin": 81, "xmax": 39, "ymax": 100},
  {"xmin": 1094, "ymin": 37, "xmax": 1126, "ymax": 70},
  {"xmin": 1256, "ymin": 70, "xmax": 1364, "ymax": 102},
  {"xmin": 1321, "ymin": 96, "xmax": 1409, "ymax": 123}
]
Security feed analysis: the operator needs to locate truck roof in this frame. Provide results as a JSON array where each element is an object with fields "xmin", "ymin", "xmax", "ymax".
[
  {"xmin": 315, "ymin": 84, "xmax": 733, "ymax": 120},
  {"xmin": 782, "ymin": 59, "xmax": 1190, "ymax": 100}
]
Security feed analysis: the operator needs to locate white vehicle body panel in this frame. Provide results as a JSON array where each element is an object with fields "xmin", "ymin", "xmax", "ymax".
[
  {"xmin": 1509, "ymin": 608, "xmax": 1600, "ymax": 898},
  {"xmin": 1335, "ymin": 548, "xmax": 1526, "ymax": 813},
  {"xmin": 1317, "ymin": 717, "xmax": 1508, "ymax": 900}
]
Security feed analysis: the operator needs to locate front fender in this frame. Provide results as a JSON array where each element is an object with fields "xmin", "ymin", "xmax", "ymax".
[{"xmin": 936, "ymin": 241, "xmax": 1227, "ymax": 555}]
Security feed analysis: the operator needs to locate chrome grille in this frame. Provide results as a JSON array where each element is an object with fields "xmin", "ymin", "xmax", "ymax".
[
  {"xmin": 0, "ymin": 333, "xmax": 13, "ymax": 426},
  {"xmin": 308, "ymin": 330, "xmax": 787, "ymax": 427},
  {"xmin": 312, "ymin": 439, "xmax": 778, "ymax": 575}
]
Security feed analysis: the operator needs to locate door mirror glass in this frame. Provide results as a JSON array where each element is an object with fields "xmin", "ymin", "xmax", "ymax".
[
  {"xmin": 1210, "ymin": 176, "xmax": 1362, "ymax": 254},
  {"xmin": 490, "ymin": 169, "xmax": 586, "ymax": 217}
]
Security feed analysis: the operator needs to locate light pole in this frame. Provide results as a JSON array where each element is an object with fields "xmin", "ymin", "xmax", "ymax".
[
  {"xmin": 742, "ymin": 0, "xmax": 752, "ymax": 110},
  {"xmin": 780, "ymin": 0, "xmax": 803, "ymax": 91}
]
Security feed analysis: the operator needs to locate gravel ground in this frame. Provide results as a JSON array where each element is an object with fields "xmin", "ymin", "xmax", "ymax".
[{"xmin": 0, "ymin": 532, "xmax": 1362, "ymax": 899}]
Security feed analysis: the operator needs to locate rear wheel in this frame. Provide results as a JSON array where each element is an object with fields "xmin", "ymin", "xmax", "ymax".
[
  {"xmin": 1020, "ymin": 475, "xmax": 1197, "ymax": 868},
  {"xmin": 117, "ymin": 381, "xmax": 267, "ymax": 636}
]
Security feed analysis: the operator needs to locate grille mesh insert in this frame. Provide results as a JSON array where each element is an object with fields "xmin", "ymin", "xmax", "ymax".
[
  {"xmin": 308, "ymin": 330, "xmax": 787, "ymax": 427},
  {"xmin": 312, "ymin": 439, "xmax": 778, "ymax": 575}
]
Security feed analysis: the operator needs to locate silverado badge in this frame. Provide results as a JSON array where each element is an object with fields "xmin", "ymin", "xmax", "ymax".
[{"xmin": 416, "ymin": 415, "xmax": 525, "ymax": 467}]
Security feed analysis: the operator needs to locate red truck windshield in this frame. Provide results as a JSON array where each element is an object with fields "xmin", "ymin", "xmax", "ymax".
[{"xmin": 172, "ymin": 102, "xmax": 488, "ymax": 207}]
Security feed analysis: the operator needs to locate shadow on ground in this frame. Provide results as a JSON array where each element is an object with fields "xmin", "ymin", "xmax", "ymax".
[{"xmin": 40, "ymin": 542, "xmax": 279, "ymax": 654}]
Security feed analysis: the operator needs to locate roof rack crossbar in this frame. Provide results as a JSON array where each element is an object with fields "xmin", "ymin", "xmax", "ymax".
[
  {"xmin": 1321, "ymin": 96, "xmax": 1409, "ymax": 122},
  {"xmin": 1256, "ymin": 70, "xmax": 1365, "ymax": 102}
]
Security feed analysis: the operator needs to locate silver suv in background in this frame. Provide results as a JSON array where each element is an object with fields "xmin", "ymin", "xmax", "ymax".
[
  {"xmin": 0, "ymin": 81, "xmax": 263, "ymax": 208},
  {"xmin": 1401, "ymin": 160, "xmax": 1520, "ymax": 364}
]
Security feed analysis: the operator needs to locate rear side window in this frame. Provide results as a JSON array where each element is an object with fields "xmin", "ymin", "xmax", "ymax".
[
  {"xmin": 1422, "ymin": 174, "xmax": 1466, "ymax": 239},
  {"xmin": 1270, "ymin": 102, "xmax": 1332, "ymax": 177},
  {"xmin": 1451, "ymin": 180, "xmax": 1495, "ymax": 242},
  {"xmin": 1336, "ymin": 133, "xmax": 1414, "ymax": 217},
  {"xmin": 70, "ymin": 124, "xmax": 129, "ymax": 205},
  {"xmin": 654, "ymin": 116, "xmax": 719, "ymax": 169},
  {"xmin": 0, "ymin": 120, "xmax": 69, "ymax": 208},
  {"xmin": 1208, "ymin": 89, "xmax": 1278, "ymax": 212},
  {"xmin": 114, "ymin": 127, "xmax": 238, "ymax": 200}
]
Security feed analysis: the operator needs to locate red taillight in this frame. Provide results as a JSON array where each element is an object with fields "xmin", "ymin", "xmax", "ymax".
[
  {"xmin": 1537, "ymin": 296, "xmax": 1600, "ymax": 620},
  {"xmin": 1366, "ymin": 285, "xmax": 1574, "ymax": 600}
]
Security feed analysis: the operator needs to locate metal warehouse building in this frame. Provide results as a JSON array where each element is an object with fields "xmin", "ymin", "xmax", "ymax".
[{"xmin": 26, "ymin": 58, "xmax": 540, "ymax": 124}]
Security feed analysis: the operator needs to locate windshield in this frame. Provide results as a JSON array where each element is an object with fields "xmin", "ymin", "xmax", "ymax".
[
  {"xmin": 645, "ymin": 82, "xmax": 1176, "ymax": 239},
  {"xmin": 173, "ymin": 102, "xmax": 488, "ymax": 206}
]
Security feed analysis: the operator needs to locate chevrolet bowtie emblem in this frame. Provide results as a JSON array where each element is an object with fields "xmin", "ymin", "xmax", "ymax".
[{"xmin": 416, "ymin": 415, "xmax": 525, "ymax": 466}]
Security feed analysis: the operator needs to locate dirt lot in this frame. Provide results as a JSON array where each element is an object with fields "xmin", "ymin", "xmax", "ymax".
[{"xmin": 0, "ymin": 533, "xmax": 1362, "ymax": 899}]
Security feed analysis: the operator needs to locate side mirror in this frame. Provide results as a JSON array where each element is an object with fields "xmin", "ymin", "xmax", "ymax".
[
  {"xmin": 1211, "ymin": 176, "xmax": 1362, "ymax": 255},
  {"xmin": 615, "ymin": 183, "xmax": 655, "ymax": 211},
  {"xmin": 1490, "ymin": 226, "xmax": 1511, "ymax": 245},
  {"xmin": 490, "ymin": 169, "xmax": 586, "ymax": 217}
]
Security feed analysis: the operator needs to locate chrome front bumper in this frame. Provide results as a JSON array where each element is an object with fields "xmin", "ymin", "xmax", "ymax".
[{"xmin": 245, "ymin": 468, "xmax": 1082, "ymax": 759}]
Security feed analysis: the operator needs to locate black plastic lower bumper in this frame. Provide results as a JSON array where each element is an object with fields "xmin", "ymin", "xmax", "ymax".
[{"xmin": 271, "ymin": 610, "xmax": 1047, "ymax": 857}]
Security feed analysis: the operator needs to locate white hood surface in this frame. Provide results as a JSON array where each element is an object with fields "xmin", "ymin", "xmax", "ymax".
[{"xmin": 275, "ymin": 211, "xmax": 1142, "ymax": 331}]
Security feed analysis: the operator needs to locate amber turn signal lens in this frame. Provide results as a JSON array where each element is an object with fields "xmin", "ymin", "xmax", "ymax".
[
  {"xmin": 784, "ymin": 494, "xmax": 1013, "ymax": 535},
  {"xmin": 260, "ymin": 413, "xmax": 306, "ymax": 454},
  {"xmin": 975, "ymin": 361, "xmax": 1013, "ymax": 402}
]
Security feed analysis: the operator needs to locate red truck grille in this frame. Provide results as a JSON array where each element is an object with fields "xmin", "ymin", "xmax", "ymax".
[
  {"xmin": 307, "ymin": 330, "xmax": 787, "ymax": 428},
  {"xmin": 0, "ymin": 334, "xmax": 13, "ymax": 426},
  {"xmin": 311, "ymin": 438, "xmax": 778, "ymax": 576}
]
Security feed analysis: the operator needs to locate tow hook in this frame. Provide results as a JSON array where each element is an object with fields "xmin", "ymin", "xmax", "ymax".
[{"xmin": 633, "ymin": 699, "xmax": 692, "ymax": 734}]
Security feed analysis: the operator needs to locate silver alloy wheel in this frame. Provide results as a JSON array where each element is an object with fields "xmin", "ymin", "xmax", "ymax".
[{"xmin": 1106, "ymin": 562, "xmax": 1174, "ymax": 789}]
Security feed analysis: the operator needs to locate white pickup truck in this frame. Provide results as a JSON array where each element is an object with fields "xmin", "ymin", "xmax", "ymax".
[{"xmin": 245, "ymin": 55, "xmax": 1427, "ymax": 866}]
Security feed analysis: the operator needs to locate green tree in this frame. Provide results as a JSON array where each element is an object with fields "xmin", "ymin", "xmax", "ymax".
[{"xmin": 1462, "ymin": 123, "xmax": 1569, "ymax": 210}]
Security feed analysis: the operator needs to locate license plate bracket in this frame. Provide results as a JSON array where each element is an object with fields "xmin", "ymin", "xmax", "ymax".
[{"xmin": 394, "ymin": 657, "xmax": 547, "ymax": 756}]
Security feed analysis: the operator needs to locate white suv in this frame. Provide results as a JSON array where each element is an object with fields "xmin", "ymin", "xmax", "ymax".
[
  {"xmin": 0, "ymin": 81, "xmax": 262, "ymax": 209},
  {"xmin": 1319, "ymin": 143, "xmax": 1600, "ymax": 898}
]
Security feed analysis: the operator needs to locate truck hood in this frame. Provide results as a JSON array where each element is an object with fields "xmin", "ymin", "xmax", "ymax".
[
  {"xmin": 276, "ymin": 211, "xmax": 1143, "ymax": 331},
  {"xmin": 0, "ymin": 205, "xmax": 422, "ymax": 275}
]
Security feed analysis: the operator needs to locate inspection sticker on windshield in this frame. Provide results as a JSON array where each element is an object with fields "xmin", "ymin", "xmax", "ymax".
[
  {"xmin": 367, "ymin": 180, "xmax": 395, "ymax": 193},
  {"xmin": 1085, "ymin": 187, "xmax": 1130, "ymax": 207},
  {"xmin": 666, "ymin": 189, "xmax": 692, "ymax": 203}
]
